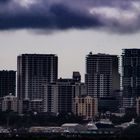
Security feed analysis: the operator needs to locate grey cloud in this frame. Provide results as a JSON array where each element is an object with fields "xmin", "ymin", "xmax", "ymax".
[
  {"xmin": 0, "ymin": 0, "xmax": 140, "ymax": 33},
  {"xmin": 0, "ymin": 0, "xmax": 10, "ymax": 3}
]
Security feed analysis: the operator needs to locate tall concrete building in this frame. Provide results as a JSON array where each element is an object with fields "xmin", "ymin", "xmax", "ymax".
[
  {"xmin": 17, "ymin": 54, "xmax": 58, "ymax": 113},
  {"xmin": 0, "ymin": 70, "xmax": 16, "ymax": 97},
  {"xmin": 122, "ymin": 49, "xmax": 140, "ymax": 109},
  {"xmin": 85, "ymin": 52, "xmax": 120, "ymax": 98}
]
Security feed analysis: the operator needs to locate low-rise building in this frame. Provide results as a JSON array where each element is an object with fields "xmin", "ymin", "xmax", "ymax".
[
  {"xmin": 74, "ymin": 96, "xmax": 98, "ymax": 120},
  {"xmin": 61, "ymin": 123, "xmax": 86, "ymax": 132},
  {"xmin": 0, "ymin": 93, "xmax": 18, "ymax": 112}
]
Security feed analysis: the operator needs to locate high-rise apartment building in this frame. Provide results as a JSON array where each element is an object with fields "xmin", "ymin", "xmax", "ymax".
[
  {"xmin": 0, "ymin": 70, "xmax": 16, "ymax": 97},
  {"xmin": 85, "ymin": 52, "xmax": 120, "ymax": 98},
  {"xmin": 122, "ymin": 49, "xmax": 140, "ymax": 109},
  {"xmin": 17, "ymin": 54, "xmax": 58, "ymax": 113}
]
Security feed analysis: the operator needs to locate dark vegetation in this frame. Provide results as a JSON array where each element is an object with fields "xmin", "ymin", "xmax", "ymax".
[
  {"xmin": 1, "ymin": 110, "xmax": 140, "ymax": 139},
  {"xmin": 0, "ymin": 110, "xmax": 138, "ymax": 127},
  {"xmin": 110, "ymin": 110, "xmax": 137, "ymax": 125},
  {"xmin": 0, "ymin": 111, "xmax": 84, "ymax": 128}
]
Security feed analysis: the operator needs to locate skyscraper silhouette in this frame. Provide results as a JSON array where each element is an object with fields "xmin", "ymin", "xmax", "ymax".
[
  {"xmin": 85, "ymin": 52, "xmax": 120, "ymax": 98},
  {"xmin": 17, "ymin": 54, "xmax": 58, "ymax": 113},
  {"xmin": 122, "ymin": 49, "xmax": 140, "ymax": 109},
  {"xmin": 0, "ymin": 70, "xmax": 16, "ymax": 97}
]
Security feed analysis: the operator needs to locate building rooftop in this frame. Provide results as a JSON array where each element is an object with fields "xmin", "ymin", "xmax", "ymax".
[
  {"xmin": 87, "ymin": 52, "xmax": 117, "ymax": 57},
  {"xmin": 61, "ymin": 123, "xmax": 80, "ymax": 127}
]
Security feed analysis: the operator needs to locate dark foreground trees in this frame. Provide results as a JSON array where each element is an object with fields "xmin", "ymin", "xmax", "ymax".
[{"xmin": 0, "ymin": 111, "xmax": 83, "ymax": 128}]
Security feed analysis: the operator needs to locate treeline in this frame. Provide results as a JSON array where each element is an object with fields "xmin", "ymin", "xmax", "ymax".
[
  {"xmin": 0, "ymin": 136, "xmax": 139, "ymax": 140},
  {"xmin": 0, "ymin": 111, "xmax": 84, "ymax": 128}
]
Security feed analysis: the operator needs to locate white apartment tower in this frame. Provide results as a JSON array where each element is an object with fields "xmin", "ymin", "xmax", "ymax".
[
  {"xmin": 85, "ymin": 52, "xmax": 120, "ymax": 98},
  {"xmin": 17, "ymin": 54, "xmax": 58, "ymax": 113}
]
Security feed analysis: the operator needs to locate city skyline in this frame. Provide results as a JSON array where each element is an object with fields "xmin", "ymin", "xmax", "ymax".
[
  {"xmin": 0, "ymin": 0, "xmax": 140, "ymax": 138},
  {"xmin": 0, "ymin": 0, "xmax": 140, "ymax": 81},
  {"xmin": 0, "ymin": 30, "xmax": 140, "ymax": 82}
]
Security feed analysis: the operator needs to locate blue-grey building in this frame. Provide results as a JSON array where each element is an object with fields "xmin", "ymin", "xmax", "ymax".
[
  {"xmin": 122, "ymin": 49, "xmax": 140, "ymax": 110},
  {"xmin": 0, "ymin": 70, "xmax": 16, "ymax": 97}
]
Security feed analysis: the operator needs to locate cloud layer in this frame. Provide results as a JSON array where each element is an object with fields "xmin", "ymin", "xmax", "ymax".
[{"xmin": 0, "ymin": 0, "xmax": 140, "ymax": 33}]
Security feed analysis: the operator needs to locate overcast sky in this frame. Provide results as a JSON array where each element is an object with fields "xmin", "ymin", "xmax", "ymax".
[{"xmin": 0, "ymin": 0, "xmax": 140, "ymax": 80}]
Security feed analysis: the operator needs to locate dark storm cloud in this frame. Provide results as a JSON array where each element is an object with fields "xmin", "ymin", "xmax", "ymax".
[
  {"xmin": 0, "ymin": 3, "xmax": 102, "ymax": 30},
  {"xmin": 0, "ymin": 0, "xmax": 140, "ymax": 33},
  {"xmin": 0, "ymin": 0, "xmax": 10, "ymax": 3}
]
